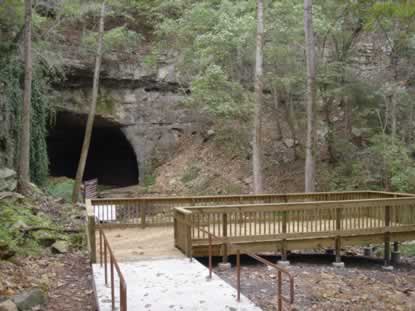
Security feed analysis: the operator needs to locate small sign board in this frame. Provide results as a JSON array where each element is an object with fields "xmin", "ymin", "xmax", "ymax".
[{"xmin": 94, "ymin": 205, "xmax": 117, "ymax": 222}]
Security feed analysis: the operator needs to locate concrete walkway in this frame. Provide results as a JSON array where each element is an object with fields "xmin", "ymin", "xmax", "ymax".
[{"xmin": 93, "ymin": 258, "xmax": 262, "ymax": 311}]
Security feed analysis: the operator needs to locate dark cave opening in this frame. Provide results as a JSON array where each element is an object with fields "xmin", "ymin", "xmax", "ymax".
[{"xmin": 47, "ymin": 111, "xmax": 139, "ymax": 187}]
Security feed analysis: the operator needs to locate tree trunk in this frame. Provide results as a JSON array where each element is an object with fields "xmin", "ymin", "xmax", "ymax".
[
  {"xmin": 72, "ymin": 2, "xmax": 106, "ymax": 204},
  {"xmin": 324, "ymin": 96, "xmax": 336, "ymax": 163},
  {"xmin": 304, "ymin": 0, "xmax": 317, "ymax": 192},
  {"xmin": 285, "ymin": 98, "xmax": 298, "ymax": 160},
  {"xmin": 17, "ymin": 0, "xmax": 33, "ymax": 195},
  {"xmin": 343, "ymin": 96, "xmax": 352, "ymax": 138},
  {"xmin": 390, "ymin": 48, "xmax": 399, "ymax": 141},
  {"xmin": 406, "ymin": 94, "xmax": 414, "ymax": 144},
  {"xmin": 271, "ymin": 86, "xmax": 283, "ymax": 141},
  {"xmin": 391, "ymin": 94, "xmax": 397, "ymax": 140},
  {"xmin": 252, "ymin": 0, "xmax": 264, "ymax": 194}
]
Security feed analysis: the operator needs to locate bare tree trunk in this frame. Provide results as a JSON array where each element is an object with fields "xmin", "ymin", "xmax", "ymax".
[
  {"xmin": 390, "ymin": 50, "xmax": 399, "ymax": 141},
  {"xmin": 406, "ymin": 94, "xmax": 414, "ymax": 143},
  {"xmin": 391, "ymin": 95, "xmax": 397, "ymax": 140},
  {"xmin": 17, "ymin": 0, "xmax": 33, "ymax": 195},
  {"xmin": 252, "ymin": 0, "xmax": 264, "ymax": 194},
  {"xmin": 72, "ymin": 2, "xmax": 106, "ymax": 204},
  {"xmin": 324, "ymin": 96, "xmax": 336, "ymax": 163},
  {"xmin": 343, "ymin": 96, "xmax": 352, "ymax": 138},
  {"xmin": 285, "ymin": 98, "xmax": 298, "ymax": 160},
  {"xmin": 304, "ymin": 0, "xmax": 317, "ymax": 192},
  {"xmin": 271, "ymin": 86, "xmax": 283, "ymax": 141}
]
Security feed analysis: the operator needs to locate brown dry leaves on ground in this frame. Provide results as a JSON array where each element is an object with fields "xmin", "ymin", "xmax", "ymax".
[
  {"xmin": 0, "ymin": 252, "xmax": 95, "ymax": 311},
  {"xmin": 215, "ymin": 256, "xmax": 415, "ymax": 311}
]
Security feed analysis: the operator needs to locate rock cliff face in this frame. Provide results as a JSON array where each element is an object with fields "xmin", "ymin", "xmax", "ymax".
[{"xmin": 51, "ymin": 54, "xmax": 204, "ymax": 183}]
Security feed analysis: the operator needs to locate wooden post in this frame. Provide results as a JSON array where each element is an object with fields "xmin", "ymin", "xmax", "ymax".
[
  {"xmin": 185, "ymin": 214, "xmax": 192, "ymax": 258},
  {"xmin": 86, "ymin": 200, "xmax": 96, "ymax": 263},
  {"xmin": 208, "ymin": 234, "xmax": 213, "ymax": 279},
  {"xmin": 222, "ymin": 213, "xmax": 228, "ymax": 263},
  {"xmin": 335, "ymin": 208, "xmax": 342, "ymax": 263},
  {"xmin": 236, "ymin": 249, "xmax": 241, "ymax": 302},
  {"xmin": 141, "ymin": 201, "xmax": 147, "ymax": 228},
  {"xmin": 335, "ymin": 237, "xmax": 341, "ymax": 263},
  {"xmin": 281, "ymin": 211, "xmax": 288, "ymax": 261},
  {"xmin": 99, "ymin": 230, "xmax": 103, "ymax": 266},
  {"xmin": 384, "ymin": 205, "xmax": 391, "ymax": 265},
  {"xmin": 174, "ymin": 212, "xmax": 178, "ymax": 248},
  {"xmin": 392, "ymin": 241, "xmax": 400, "ymax": 265}
]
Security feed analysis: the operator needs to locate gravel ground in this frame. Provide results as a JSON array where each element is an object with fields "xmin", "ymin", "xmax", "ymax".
[{"xmin": 212, "ymin": 253, "xmax": 415, "ymax": 311}]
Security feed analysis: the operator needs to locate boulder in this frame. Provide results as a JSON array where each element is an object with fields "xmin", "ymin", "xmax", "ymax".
[
  {"xmin": 0, "ymin": 169, "xmax": 16, "ymax": 192},
  {"xmin": 12, "ymin": 289, "xmax": 47, "ymax": 311},
  {"xmin": 12, "ymin": 220, "xmax": 29, "ymax": 232},
  {"xmin": 32, "ymin": 230, "xmax": 56, "ymax": 247},
  {"xmin": 0, "ymin": 240, "xmax": 15, "ymax": 260},
  {"xmin": 0, "ymin": 300, "xmax": 18, "ymax": 311},
  {"xmin": 51, "ymin": 241, "xmax": 69, "ymax": 254},
  {"xmin": 0, "ymin": 192, "xmax": 24, "ymax": 201}
]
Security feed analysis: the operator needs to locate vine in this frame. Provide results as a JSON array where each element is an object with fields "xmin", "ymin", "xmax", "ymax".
[{"xmin": 0, "ymin": 55, "xmax": 52, "ymax": 186}]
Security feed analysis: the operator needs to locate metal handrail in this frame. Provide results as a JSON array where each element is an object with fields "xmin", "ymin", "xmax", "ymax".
[
  {"xmin": 190, "ymin": 224, "xmax": 295, "ymax": 311},
  {"xmin": 99, "ymin": 229, "xmax": 127, "ymax": 311}
]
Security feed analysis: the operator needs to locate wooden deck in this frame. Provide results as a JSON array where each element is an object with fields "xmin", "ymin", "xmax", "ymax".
[
  {"xmin": 174, "ymin": 195, "xmax": 415, "ymax": 262},
  {"xmin": 86, "ymin": 191, "xmax": 415, "ymax": 265},
  {"xmin": 96, "ymin": 227, "xmax": 183, "ymax": 262}
]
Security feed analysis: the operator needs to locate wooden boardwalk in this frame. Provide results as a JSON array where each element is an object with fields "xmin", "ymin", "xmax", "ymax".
[
  {"xmin": 96, "ymin": 227, "xmax": 182, "ymax": 262},
  {"xmin": 86, "ymin": 191, "xmax": 415, "ymax": 311},
  {"xmin": 86, "ymin": 191, "xmax": 415, "ymax": 265}
]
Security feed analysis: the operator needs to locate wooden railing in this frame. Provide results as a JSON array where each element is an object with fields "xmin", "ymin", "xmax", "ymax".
[
  {"xmin": 99, "ymin": 229, "xmax": 127, "ymax": 311},
  {"xmin": 89, "ymin": 191, "xmax": 411, "ymax": 227},
  {"xmin": 174, "ymin": 196, "xmax": 415, "ymax": 263}
]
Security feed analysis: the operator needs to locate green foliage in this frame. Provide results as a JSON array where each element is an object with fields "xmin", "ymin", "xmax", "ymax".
[
  {"xmin": 0, "ymin": 56, "xmax": 23, "ymax": 161},
  {"xmin": 213, "ymin": 122, "xmax": 250, "ymax": 159},
  {"xmin": 81, "ymin": 25, "xmax": 143, "ymax": 54},
  {"xmin": 368, "ymin": 135, "xmax": 415, "ymax": 193},
  {"xmin": 321, "ymin": 134, "xmax": 415, "ymax": 193},
  {"xmin": 143, "ymin": 174, "xmax": 156, "ymax": 188},
  {"xmin": 30, "ymin": 70, "xmax": 51, "ymax": 186},
  {"xmin": 0, "ymin": 199, "xmax": 57, "ymax": 256},
  {"xmin": 401, "ymin": 243, "xmax": 415, "ymax": 257},
  {"xmin": 319, "ymin": 160, "xmax": 370, "ymax": 192},
  {"xmin": 0, "ymin": 0, "xmax": 24, "ymax": 52},
  {"xmin": 46, "ymin": 178, "xmax": 75, "ymax": 203},
  {"xmin": 69, "ymin": 233, "xmax": 86, "ymax": 250},
  {"xmin": 97, "ymin": 91, "xmax": 116, "ymax": 115},
  {"xmin": 189, "ymin": 65, "xmax": 251, "ymax": 117},
  {"xmin": 143, "ymin": 49, "xmax": 161, "ymax": 70},
  {"xmin": 156, "ymin": 0, "xmax": 256, "ymax": 118},
  {"xmin": 0, "ymin": 56, "xmax": 52, "ymax": 186}
]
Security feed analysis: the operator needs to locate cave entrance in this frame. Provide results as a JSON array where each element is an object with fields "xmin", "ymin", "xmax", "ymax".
[{"xmin": 47, "ymin": 111, "xmax": 139, "ymax": 187}]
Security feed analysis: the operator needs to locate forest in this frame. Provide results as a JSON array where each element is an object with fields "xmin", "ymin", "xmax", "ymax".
[
  {"xmin": 1, "ymin": 1, "xmax": 415, "ymax": 311},
  {"xmin": 1, "ymin": 0, "xmax": 415, "ymax": 196}
]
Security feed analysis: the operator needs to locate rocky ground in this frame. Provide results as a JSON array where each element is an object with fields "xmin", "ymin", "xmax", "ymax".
[
  {"xmin": 0, "ymin": 253, "xmax": 95, "ymax": 311},
  {"xmin": 214, "ymin": 254, "xmax": 415, "ymax": 311},
  {"xmin": 0, "ymin": 170, "xmax": 96, "ymax": 311}
]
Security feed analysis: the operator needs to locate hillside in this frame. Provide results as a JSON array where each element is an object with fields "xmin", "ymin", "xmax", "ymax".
[{"xmin": 1, "ymin": 1, "xmax": 415, "ymax": 310}]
